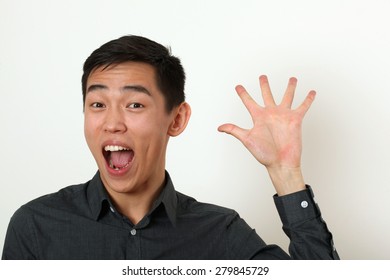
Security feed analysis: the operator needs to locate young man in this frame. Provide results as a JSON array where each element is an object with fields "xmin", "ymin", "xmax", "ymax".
[{"xmin": 2, "ymin": 35, "xmax": 339, "ymax": 259}]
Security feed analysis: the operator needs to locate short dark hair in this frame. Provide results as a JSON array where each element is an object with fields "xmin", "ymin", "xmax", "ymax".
[{"xmin": 81, "ymin": 35, "xmax": 186, "ymax": 112}]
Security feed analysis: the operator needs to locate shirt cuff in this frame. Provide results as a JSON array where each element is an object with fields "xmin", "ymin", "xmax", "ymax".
[{"xmin": 273, "ymin": 185, "xmax": 321, "ymax": 226}]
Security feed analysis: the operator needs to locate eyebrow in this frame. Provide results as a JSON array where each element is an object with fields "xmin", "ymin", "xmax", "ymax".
[{"xmin": 86, "ymin": 84, "xmax": 151, "ymax": 96}]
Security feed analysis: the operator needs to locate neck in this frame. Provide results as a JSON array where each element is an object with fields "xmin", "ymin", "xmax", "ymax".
[
  {"xmin": 115, "ymin": 188, "xmax": 162, "ymax": 224},
  {"xmin": 104, "ymin": 174, "xmax": 166, "ymax": 225}
]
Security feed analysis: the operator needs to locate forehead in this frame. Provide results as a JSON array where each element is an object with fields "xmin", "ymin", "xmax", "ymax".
[{"xmin": 87, "ymin": 62, "xmax": 157, "ymax": 87}]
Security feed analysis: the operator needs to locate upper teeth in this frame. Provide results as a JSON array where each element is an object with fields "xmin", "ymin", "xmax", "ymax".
[{"xmin": 104, "ymin": 145, "xmax": 130, "ymax": 152}]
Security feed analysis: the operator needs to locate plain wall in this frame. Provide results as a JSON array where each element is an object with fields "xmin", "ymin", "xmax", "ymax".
[{"xmin": 1, "ymin": 0, "xmax": 389, "ymax": 259}]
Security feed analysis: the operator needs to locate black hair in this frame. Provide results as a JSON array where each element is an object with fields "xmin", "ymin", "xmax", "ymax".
[{"xmin": 82, "ymin": 35, "xmax": 186, "ymax": 112}]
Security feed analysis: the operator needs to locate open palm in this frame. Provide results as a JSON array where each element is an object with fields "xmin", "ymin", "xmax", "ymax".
[{"xmin": 218, "ymin": 75, "xmax": 315, "ymax": 194}]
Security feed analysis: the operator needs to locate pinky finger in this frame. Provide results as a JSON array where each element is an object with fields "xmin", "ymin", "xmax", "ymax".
[{"xmin": 297, "ymin": 90, "xmax": 316, "ymax": 115}]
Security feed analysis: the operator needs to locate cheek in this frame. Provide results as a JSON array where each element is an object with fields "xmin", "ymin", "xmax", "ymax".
[
  {"xmin": 130, "ymin": 111, "xmax": 169, "ymax": 133},
  {"xmin": 131, "ymin": 116, "xmax": 170, "ymax": 146},
  {"xmin": 84, "ymin": 116, "xmax": 99, "ymax": 148},
  {"xmin": 156, "ymin": 119, "xmax": 172, "ymax": 139}
]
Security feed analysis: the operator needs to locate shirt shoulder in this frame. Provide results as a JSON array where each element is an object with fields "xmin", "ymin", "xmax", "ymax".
[
  {"xmin": 175, "ymin": 191, "xmax": 238, "ymax": 221},
  {"xmin": 12, "ymin": 181, "xmax": 91, "ymax": 222}
]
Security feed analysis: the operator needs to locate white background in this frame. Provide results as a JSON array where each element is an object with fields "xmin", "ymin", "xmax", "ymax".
[
  {"xmin": 0, "ymin": 0, "xmax": 389, "ymax": 259},
  {"xmin": 1, "ymin": 260, "xmax": 390, "ymax": 279}
]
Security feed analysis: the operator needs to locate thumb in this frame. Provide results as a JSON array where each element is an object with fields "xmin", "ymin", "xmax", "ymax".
[{"xmin": 218, "ymin": 123, "xmax": 247, "ymax": 142}]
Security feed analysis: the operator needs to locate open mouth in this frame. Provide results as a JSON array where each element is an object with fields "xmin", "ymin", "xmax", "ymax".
[{"xmin": 103, "ymin": 145, "xmax": 134, "ymax": 171}]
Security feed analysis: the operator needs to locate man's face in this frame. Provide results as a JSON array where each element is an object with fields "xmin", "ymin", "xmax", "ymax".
[{"xmin": 84, "ymin": 62, "xmax": 176, "ymax": 196}]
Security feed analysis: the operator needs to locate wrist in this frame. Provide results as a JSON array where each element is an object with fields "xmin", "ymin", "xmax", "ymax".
[{"xmin": 267, "ymin": 166, "xmax": 305, "ymax": 196}]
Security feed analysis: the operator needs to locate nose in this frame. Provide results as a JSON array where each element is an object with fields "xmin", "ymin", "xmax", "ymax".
[{"xmin": 104, "ymin": 108, "xmax": 127, "ymax": 134}]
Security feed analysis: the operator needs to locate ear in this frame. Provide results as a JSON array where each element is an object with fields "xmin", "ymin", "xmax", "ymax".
[{"xmin": 168, "ymin": 102, "xmax": 191, "ymax": 137}]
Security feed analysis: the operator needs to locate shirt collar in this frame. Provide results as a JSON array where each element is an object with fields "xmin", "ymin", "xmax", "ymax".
[
  {"xmin": 87, "ymin": 170, "xmax": 178, "ymax": 226},
  {"xmin": 150, "ymin": 171, "xmax": 177, "ymax": 226},
  {"xmin": 87, "ymin": 171, "xmax": 112, "ymax": 221}
]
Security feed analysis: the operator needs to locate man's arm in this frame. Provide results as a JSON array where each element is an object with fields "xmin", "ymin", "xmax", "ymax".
[{"xmin": 218, "ymin": 75, "xmax": 339, "ymax": 259}]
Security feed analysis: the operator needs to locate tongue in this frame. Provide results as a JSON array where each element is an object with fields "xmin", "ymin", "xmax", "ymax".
[{"xmin": 109, "ymin": 150, "xmax": 133, "ymax": 168}]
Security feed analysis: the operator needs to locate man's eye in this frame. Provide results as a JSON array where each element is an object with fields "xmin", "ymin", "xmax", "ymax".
[
  {"xmin": 91, "ymin": 102, "xmax": 105, "ymax": 108},
  {"xmin": 128, "ymin": 103, "xmax": 144, "ymax": 109}
]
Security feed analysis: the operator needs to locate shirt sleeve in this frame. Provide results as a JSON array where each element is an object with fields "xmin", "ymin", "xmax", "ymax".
[
  {"xmin": 2, "ymin": 207, "xmax": 38, "ymax": 260},
  {"xmin": 273, "ymin": 185, "xmax": 340, "ymax": 259},
  {"xmin": 225, "ymin": 210, "xmax": 292, "ymax": 259}
]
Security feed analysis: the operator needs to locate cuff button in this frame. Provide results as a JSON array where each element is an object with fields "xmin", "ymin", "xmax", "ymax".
[{"xmin": 301, "ymin": 200, "xmax": 309, "ymax": 208}]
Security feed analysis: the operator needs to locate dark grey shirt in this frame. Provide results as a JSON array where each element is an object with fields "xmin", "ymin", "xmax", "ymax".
[{"xmin": 2, "ymin": 171, "xmax": 339, "ymax": 260}]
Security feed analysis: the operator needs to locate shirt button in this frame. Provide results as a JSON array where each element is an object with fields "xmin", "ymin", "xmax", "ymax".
[
  {"xmin": 301, "ymin": 200, "xmax": 309, "ymax": 208},
  {"xmin": 109, "ymin": 206, "xmax": 115, "ymax": 213},
  {"xmin": 130, "ymin": 229, "xmax": 137, "ymax": 236}
]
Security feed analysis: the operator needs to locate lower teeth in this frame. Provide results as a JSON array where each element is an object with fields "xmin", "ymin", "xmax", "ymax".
[
  {"xmin": 109, "ymin": 161, "xmax": 119, "ymax": 170},
  {"xmin": 109, "ymin": 160, "xmax": 126, "ymax": 171}
]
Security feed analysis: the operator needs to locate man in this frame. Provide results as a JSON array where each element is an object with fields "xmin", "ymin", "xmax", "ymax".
[{"xmin": 2, "ymin": 35, "xmax": 339, "ymax": 259}]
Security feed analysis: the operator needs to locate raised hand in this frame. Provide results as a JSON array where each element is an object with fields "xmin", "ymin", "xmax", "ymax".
[{"xmin": 218, "ymin": 75, "xmax": 316, "ymax": 195}]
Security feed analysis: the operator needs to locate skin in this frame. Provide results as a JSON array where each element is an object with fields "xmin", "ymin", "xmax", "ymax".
[
  {"xmin": 218, "ymin": 75, "xmax": 316, "ymax": 195},
  {"xmin": 84, "ymin": 61, "xmax": 314, "ymax": 223},
  {"xmin": 84, "ymin": 62, "xmax": 191, "ymax": 224}
]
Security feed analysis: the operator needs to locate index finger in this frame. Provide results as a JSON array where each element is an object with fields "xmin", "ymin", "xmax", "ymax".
[{"xmin": 235, "ymin": 84, "xmax": 260, "ymax": 116}]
